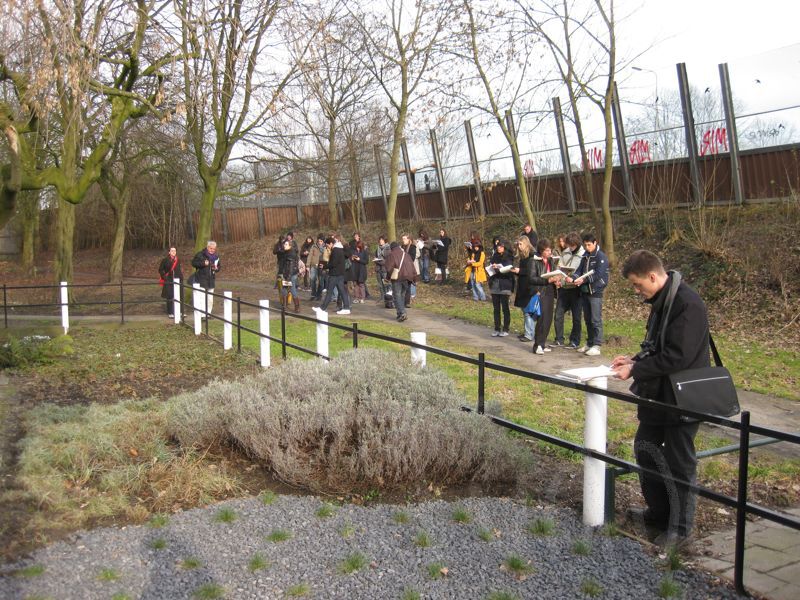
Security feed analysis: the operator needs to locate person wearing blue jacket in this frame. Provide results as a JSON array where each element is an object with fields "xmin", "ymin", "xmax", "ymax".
[{"xmin": 567, "ymin": 233, "xmax": 609, "ymax": 356}]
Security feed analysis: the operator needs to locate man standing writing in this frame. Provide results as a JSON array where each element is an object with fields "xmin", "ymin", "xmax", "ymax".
[
  {"xmin": 191, "ymin": 240, "xmax": 221, "ymax": 318},
  {"xmin": 611, "ymin": 250, "xmax": 711, "ymax": 548}
]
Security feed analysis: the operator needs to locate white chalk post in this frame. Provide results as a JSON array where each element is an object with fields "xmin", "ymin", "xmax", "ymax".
[
  {"xmin": 60, "ymin": 281, "xmax": 69, "ymax": 334},
  {"xmin": 223, "ymin": 292, "xmax": 233, "ymax": 350},
  {"xmin": 192, "ymin": 283, "xmax": 203, "ymax": 335},
  {"xmin": 410, "ymin": 332, "xmax": 427, "ymax": 367},
  {"xmin": 583, "ymin": 375, "xmax": 608, "ymax": 527},
  {"xmin": 259, "ymin": 299, "xmax": 270, "ymax": 368},
  {"xmin": 172, "ymin": 278, "xmax": 181, "ymax": 324},
  {"xmin": 316, "ymin": 310, "xmax": 329, "ymax": 360}
]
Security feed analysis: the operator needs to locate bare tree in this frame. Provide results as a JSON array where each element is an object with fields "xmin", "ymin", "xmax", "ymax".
[
  {"xmin": 350, "ymin": 0, "xmax": 447, "ymax": 242},
  {"xmin": 0, "ymin": 0, "xmax": 174, "ymax": 283}
]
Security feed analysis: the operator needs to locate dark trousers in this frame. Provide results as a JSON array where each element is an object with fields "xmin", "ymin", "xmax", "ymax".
[
  {"xmin": 436, "ymin": 262, "xmax": 448, "ymax": 283},
  {"xmin": 554, "ymin": 287, "xmax": 582, "ymax": 345},
  {"xmin": 491, "ymin": 294, "xmax": 510, "ymax": 332},
  {"xmin": 320, "ymin": 274, "xmax": 350, "ymax": 311},
  {"xmin": 634, "ymin": 421, "xmax": 700, "ymax": 536},
  {"xmin": 534, "ymin": 290, "xmax": 555, "ymax": 349},
  {"xmin": 392, "ymin": 279, "xmax": 410, "ymax": 317},
  {"xmin": 581, "ymin": 294, "xmax": 603, "ymax": 346}
]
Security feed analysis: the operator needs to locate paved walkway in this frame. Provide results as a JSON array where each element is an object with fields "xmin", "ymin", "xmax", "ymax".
[{"xmin": 6, "ymin": 279, "xmax": 800, "ymax": 599}]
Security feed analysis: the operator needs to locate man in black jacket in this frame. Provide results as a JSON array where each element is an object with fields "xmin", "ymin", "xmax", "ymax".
[
  {"xmin": 612, "ymin": 250, "xmax": 710, "ymax": 548},
  {"xmin": 313, "ymin": 235, "xmax": 352, "ymax": 315},
  {"xmin": 191, "ymin": 240, "xmax": 221, "ymax": 317}
]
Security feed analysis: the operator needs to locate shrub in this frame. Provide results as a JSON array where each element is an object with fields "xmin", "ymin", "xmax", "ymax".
[
  {"xmin": 168, "ymin": 349, "xmax": 530, "ymax": 493},
  {"xmin": 0, "ymin": 334, "xmax": 73, "ymax": 369}
]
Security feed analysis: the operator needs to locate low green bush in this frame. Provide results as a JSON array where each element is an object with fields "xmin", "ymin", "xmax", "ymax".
[
  {"xmin": 0, "ymin": 334, "xmax": 73, "ymax": 369},
  {"xmin": 168, "ymin": 349, "xmax": 530, "ymax": 493}
]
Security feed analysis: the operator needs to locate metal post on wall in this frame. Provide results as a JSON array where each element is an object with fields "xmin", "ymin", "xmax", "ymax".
[
  {"xmin": 221, "ymin": 202, "xmax": 229, "ymax": 243},
  {"xmin": 677, "ymin": 62, "xmax": 704, "ymax": 207},
  {"xmin": 553, "ymin": 97, "xmax": 578, "ymax": 214},
  {"xmin": 373, "ymin": 145, "xmax": 389, "ymax": 220},
  {"xmin": 719, "ymin": 63, "xmax": 744, "ymax": 205},
  {"xmin": 352, "ymin": 158, "xmax": 367, "ymax": 225},
  {"xmin": 429, "ymin": 128, "xmax": 450, "ymax": 221},
  {"xmin": 401, "ymin": 138, "xmax": 419, "ymax": 220},
  {"xmin": 504, "ymin": 109, "xmax": 525, "ymax": 212},
  {"xmin": 611, "ymin": 83, "xmax": 634, "ymax": 209},
  {"xmin": 464, "ymin": 119, "xmax": 486, "ymax": 217},
  {"xmin": 257, "ymin": 192, "xmax": 266, "ymax": 238}
]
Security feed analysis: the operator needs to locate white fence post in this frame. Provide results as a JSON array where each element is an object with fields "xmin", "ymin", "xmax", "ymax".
[
  {"xmin": 192, "ymin": 283, "xmax": 202, "ymax": 335},
  {"xmin": 172, "ymin": 278, "xmax": 181, "ymax": 324},
  {"xmin": 410, "ymin": 332, "xmax": 427, "ymax": 367},
  {"xmin": 583, "ymin": 376, "xmax": 608, "ymax": 527},
  {"xmin": 223, "ymin": 292, "xmax": 233, "ymax": 350},
  {"xmin": 316, "ymin": 310, "xmax": 329, "ymax": 360},
  {"xmin": 60, "ymin": 281, "xmax": 69, "ymax": 334},
  {"xmin": 259, "ymin": 299, "xmax": 270, "ymax": 368}
]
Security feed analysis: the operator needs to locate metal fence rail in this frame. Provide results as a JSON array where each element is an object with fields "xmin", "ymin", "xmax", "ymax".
[{"xmin": 3, "ymin": 279, "xmax": 799, "ymax": 596}]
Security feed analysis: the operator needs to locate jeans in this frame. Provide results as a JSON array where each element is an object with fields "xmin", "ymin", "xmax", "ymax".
[
  {"xmin": 492, "ymin": 295, "xmax": 510, "ymax": 332},
  {"xmin": 469, "ymin": 272, "xmax": 486, "ymax": 301},
  {"xmin": 421, "ymin": 254, "xmax": 430, "ymax": 282},
  {"xmin": 582, "ymin": 294, "xmax": 603, "ymax": 347},
  {"xmin": 554, "ymin": 287, "xmax": 582, "ymax": 345},
  {"xmin": 635, "ymin": 421, "xmax": 700, "ymax": 536},
  {"xmin": 522, "ymin": 311, "xmax": 536, "ymax": 339},
  {"xmin": 279, "ymin": 274, "xmax": 299, "ymax": 305},
  {"xmin": 310, "ymin": 267, "xmax": 321, "ymax": 299},
  {"xmin": 392, "ymin": 280, "xmax": 409, "ymax": 317},
  {"xmin": 376, "ymin": 268, "xmax": 387, "ymax": 298},
  {"xmin": 320, "ymin": 275, "xmax": 350, "ymax": 311}
]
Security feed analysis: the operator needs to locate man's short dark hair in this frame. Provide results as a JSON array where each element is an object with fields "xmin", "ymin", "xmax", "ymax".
[
  {"xmin": 581, "ymin": 232, "xmax": 597, "ymax": 243},
  {"xmin": 622, "ymin": 250, "xmax": 666, "ymax": 278},
  {"xmin": 536, "ymin": 238, "xmax": 551, "ymax": 254}
]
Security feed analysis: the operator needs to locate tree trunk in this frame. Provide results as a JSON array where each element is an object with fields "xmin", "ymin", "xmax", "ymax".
[
  {"xmin": 54, "ymin": 197, "xmax": 75, "ymax": 285},
  {"xmin": 108, "ymin": 195, "xmax": 128, "ymax": 283},
  {"xmin": 19, "ymin": 192, "xmax": 39, "ymax": 274},
  {"xmin": 600, "ymin": 98, "xmax": 617, "ymax": 266},
  {"xmin": 568, "ymin": 95, "xmax": 602, "ymax": 236},
  {"xmin": 386, "ymin": 132, "xmax": 402, "ymax": 243},
  {"xmin": 195, "ymin": 175, "xmax": 219, "ymax": 252},
  {"xmin": 327, "ymin": 119, "xmax": 339, "ymax": 229}
]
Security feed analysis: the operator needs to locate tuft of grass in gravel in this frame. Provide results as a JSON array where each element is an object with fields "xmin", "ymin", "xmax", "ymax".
[
  {"xmin": 502, "ymin": 554, "xmax": 533, "ymax": 579},
  {"xmin": 401, "ymin": 589, "xmax": 421, "ymax": 600},
  {"xmin": 149, "ymin": 537, "xmax": 167, "ymax": 550},
  {"xmin": 248, "ymin": 553, "xmax": 269, "ymax": 572},
  {"xmin": 339, "ymin": 552, "xmax": 368, "ymax": 574},
  {"xmin": 97, "ymin": 568, "xmax": 120, "ymax": 582},
  {"xmin": 260, "ymin": 490, "xmax": 278, "ymax": 505},
  {"xmin": 658, "ymin": 575, "xmax": 682, "ymax": 598},
  {"xmin": 477, "ymin": 527, "xmax": 494, "ymax": 542},
  {"xmin": 572, "ymin": 539, "xmax": 591, "ymax": 556},
  {"xmin": 192, "ymin": 583, "xmax": 225, "ymax": 599},
  {"xmin": 181, "ymin": 557, "xmax": 202, "ymax": 570},
  {"xmin": 339, "ymin": 523, "xmax": 355, "ymax": 538},
  {"xmin": 427, "ymin": 562, "xmax": 447, "ymax": 580},
  {"xmin": 315, "ymin": 503, "xmax": 336, "ymax": 518},
  {"xmin": 111, "ymin": 593, "xmax": 132, "ymax": 600},
  {"xmin": 413, "ymin": 530, "xmax": 432, "ymax": 548},
  {"xmin": 486, "ymin": 592, "xmax": 519, "ymax": 600},
  {"xmin": 392, "ymin": 510, "xmax": 410, "ymax": 524},
  {"xmin": 527, "ymin": 517, "xmax": 555, "ymax": 536},
  {"xmin": 266, "ymin": 529, "xmax": 291, "ymax": 543},
  {"xmin": 213, "ymin": 507, "xmax": 237, "ymax": 524},
  {"xmin": 452, "ymin": 506, "xmax": 472, "ymax": 524},
  {"xmin": 286, "ymin": 582, "xmax": 310, "ymax": 597},
  {"xmin": 600, "ymin": 522, "xmax": 620, "ymax": 537},
  {"xmin": 580, "ymin": 578, "xmax": 603, "ymax": 597},
  {"xmin": 664, "ymin": 546, "xmax": 683, "ymax": 571},
  {"xmin": 15, "ymin": 564, "xmax": 45, "ymax": 577},
  {"xmin": 148, "ymin": 514, "xmax": 169, "ymax": 528}
]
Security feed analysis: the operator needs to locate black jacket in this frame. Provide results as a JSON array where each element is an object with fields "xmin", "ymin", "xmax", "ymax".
[
  {"xmin": 158, "ymin": 256, "xmax": 183, "ymax": 299},
  {"xmin": 434, "ymin": 237, "xmax": 451, "ymax": 265},
  {"xmin": 191, "ymin": 250, "xmax": 220, "ymax": 289},
  {"xmin": 327, "ymin": 244, "xmax": 351, "ymax": 277},
  {"xmin": 529, "ymin": 255, "xmax": 557, "ymax": 298},
  {"xmin": 276, "ymin": 247, "xmax": 299, "ymax": 280},
  {"xmin": 631, "ymin": 275, "xmax": 711, "ymax": 424},
  {"xmin": 488, "ymin": 250, "xmax": 515, "ymax": 295}
]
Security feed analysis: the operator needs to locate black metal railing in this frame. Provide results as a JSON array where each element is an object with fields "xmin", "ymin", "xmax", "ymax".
[{"xmin": 3, "ymin": 279, "xmax": 799, "ymax": 595}]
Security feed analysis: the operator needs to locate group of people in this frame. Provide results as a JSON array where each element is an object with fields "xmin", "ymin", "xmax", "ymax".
[
  {"xmin": 158, "ymin": 241, "xmax": 220, "ymax": 318},
  {"xmin": 466, "ymin": 226, "xmax": 609, "ymax": 357}
]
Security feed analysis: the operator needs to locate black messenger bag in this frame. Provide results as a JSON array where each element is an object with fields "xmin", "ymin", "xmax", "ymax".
[{"xmin": 668, "ymin": 335, "xmax": 740, "ymax": 418}]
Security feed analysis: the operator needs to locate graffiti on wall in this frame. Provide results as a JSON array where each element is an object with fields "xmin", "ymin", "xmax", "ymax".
[
  {"xmin": 699, "ymin": 127, "xmax": 728, "ymax": 156},
  {"xmin": 523, "ymin": 158, "xmax": 536, "ymax": 178},
  {"xmin": 584, "ymin": 147, "xmax": 604, "ymax": 170},
  {"xmin": 628, "ymin": 139, "xmax": 651, "ymax": 165}
]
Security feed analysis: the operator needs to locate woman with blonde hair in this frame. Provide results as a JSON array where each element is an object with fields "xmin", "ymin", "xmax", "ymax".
[{"xmin": 513, "ymin": 236, "xmax": 536, "ymax": 341}]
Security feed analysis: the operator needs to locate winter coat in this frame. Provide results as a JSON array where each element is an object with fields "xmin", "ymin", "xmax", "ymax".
[
  {"xmin": 276, "ymin": 247, "xmax": 299, "ymax": 280},
  {"xmin": 573, "ymin": 246, "xmax": 609, "ymax": 297},
  {"xmin": 348, "ymin": 247, "xmax": 368, "ymax": 284},
  {"xmin": 530, "ymin": 254, "xmax": 557, "ymax": 298},
  {"xmin": 464, "ymin": 248, "xmax": 487, "ymax": 284},
  {"xmin": 326, "ymin": 243, "xmax": 351, "ymax": 277},
  {"xmin": 513, "ymin": 255, "xmax": 534, "ymax": 308},
  {"xmin": 488, "ymin": 250, "xmax": 515, "ymax": 295},
  {"xmin": 191, "ymin": 249, "xmax": 220, "ymax": 289},
  {"xmin": 558, "ymin": 246, "xmax": 585, "ymax": 288},
  {"xmin": 158, "ymin": 256, "xmax": 183, "ymax": 299},
  {"xmin": 434, "ymin": 237, "xmax": 451, "ymax": 265},
  {"xmin": 631, "ymin": 274, "xmax": 711, "ymax": 425},
  {"xmin": 308, "ymin": 243, "xmax": 324, "ymax": 268},
  {"xmin": 384, "ymin": 245, "xmax": 417, "ymax": 283}
]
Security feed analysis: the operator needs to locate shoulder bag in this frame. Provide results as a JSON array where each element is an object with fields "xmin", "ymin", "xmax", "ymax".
[{"xmin": 390, "ymin": 250, "xmax": 406, "ymax": 281}]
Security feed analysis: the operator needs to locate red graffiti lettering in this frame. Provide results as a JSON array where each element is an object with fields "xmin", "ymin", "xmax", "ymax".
[
  {"xmin": 584, "ymin": 147, "xmax": 604, "ymax": 170},
  {"xmin": 699, "ymin": 127, "xmax": 728, "ymax": 156},
  {"xmin": 628, "ymin": 139, "xmax": 651, "ymax": 165},
  {"xmin": 523, "ymin": 158, "xmax": 535, "ymax": 178}
]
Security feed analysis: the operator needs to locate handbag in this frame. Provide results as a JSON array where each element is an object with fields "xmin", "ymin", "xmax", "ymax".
[
  {"xmin": 390, "ymin": 250, "xmax": 406, "ymax": 281},
  {"xmin": 668, "ymin": 335, "xmax": 740, "ymax": 418},
  {"xmin": 524, "ymin": 293, "xmax": 541, "ymax": 317}
]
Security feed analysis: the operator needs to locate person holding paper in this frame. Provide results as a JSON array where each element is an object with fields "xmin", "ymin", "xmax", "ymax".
[
  {"xmin": 191, "ymin": 240, "xmax": 221, "ymax": 317},
  {"xmin": 464, "ymin": 241, "xmax": 487, "ymax": 301},
  {"xmin": 553, "ymin": 232, "xmax": 585, "ymax": 348},
  {"xmin": 567, "ymin": 233, "xmax": 608, "ymax": 356},
  {"xmin": 434, "ymin": 228, "xmax": 451, "ymax": 284},
  {"xmin": 529, "ymin": 239, "xmax": 560, "ymax": 354},
  {"xmin": 512, "ymin": 236, "xmax": 536, "ymax": 341},
  {"xmin": 488, "ymin": 240, "xmax": 515, "ymax": 336}
]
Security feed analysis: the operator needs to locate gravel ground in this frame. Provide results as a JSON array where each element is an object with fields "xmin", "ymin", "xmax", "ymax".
[{"xmin": 0, "ymin": 495, "xmax": 738, "ymax": 600}]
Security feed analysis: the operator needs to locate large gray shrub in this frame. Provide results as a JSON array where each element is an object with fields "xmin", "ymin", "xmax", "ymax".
[{"xmin": 168, "ymin": 349, "xmax": 530, "ymax": 493}]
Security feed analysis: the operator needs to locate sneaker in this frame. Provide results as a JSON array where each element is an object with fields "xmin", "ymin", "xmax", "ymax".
[
  {"xmin": 499, "ymin": 331, "xmax": 509, "ymax": 337},
  {"xmin": 491, "ymin": 331, "xmax": 500, "ymax": 337},
  {"xmin": 397, "ymin": 313, "xmax": 407, "ymax": 322},
  {"xmin": 518, "ymin": 335, "xmax": 533, "ymax": 342},
  {"xmin": 534, "ymin": 346, "xmax": 545, "ymax": 355},
  {"xmin": 336, "ymin": 309, "xmax": 351, "ymax": 315},
  {"xmin": 585, "ymin": 345, "xmax": 601, "ymax": 356},
  {"xmin": 653, "ymin": 531, "xmax": 693, "ymax": 550},
  {"xmin": 576, "ymin": 345, "xmax": 588, "ymax": 353},
  {"xmin": 567, "ymin": 342, "xmax": 579, "ymax": 349},
  {"xmin": 552, "ymin": 340, "xmax": 564, "ymax": 347},
  {"xmin": 543, "ymin": 347, "xmax": 551, "ymax": 352}
]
